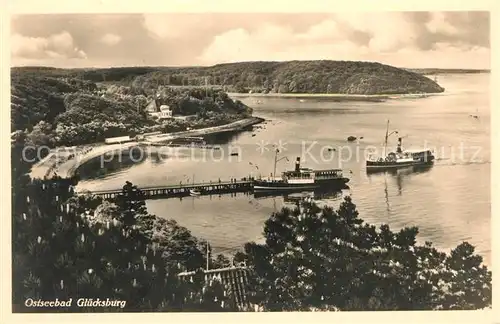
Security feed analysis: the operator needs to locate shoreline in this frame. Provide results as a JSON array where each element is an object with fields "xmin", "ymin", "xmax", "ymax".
[
  {"xmin": 144, "ymin": 116, "xmax": 264, "ymax": 143},
  {"xmin": 29, "ymin": 116, "xmax": 264, "ymax": 180},
  {"xmin": 228, "ymin": 92, "xmax": 443, "ymax": 101}
]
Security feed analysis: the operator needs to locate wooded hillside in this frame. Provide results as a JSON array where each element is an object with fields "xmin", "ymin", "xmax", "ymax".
[
  {"xmin": 10, "ymin": 70, "xmax": 252, "ymax": 146},
  {"xmin": 12, "ymin": 60, "xmax": 446, "ymax": 95}
]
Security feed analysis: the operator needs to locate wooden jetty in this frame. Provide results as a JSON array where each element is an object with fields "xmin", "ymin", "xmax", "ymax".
[{"xmin": 86, "ymin": 180, "xmax": 254, "ymax": 199}]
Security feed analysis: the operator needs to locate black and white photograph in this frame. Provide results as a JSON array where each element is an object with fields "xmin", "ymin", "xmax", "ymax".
[{"xmin": 5, "ymin": 2, "xmax": 494, "ymax": 318}]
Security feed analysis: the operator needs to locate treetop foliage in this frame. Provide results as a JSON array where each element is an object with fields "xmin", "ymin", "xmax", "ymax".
[{"xmin": 240, "ymin": 196, "xmax": 491, "ymax": 311}]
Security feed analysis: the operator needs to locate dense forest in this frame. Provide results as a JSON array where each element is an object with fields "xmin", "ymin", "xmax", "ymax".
[
  {"xmin": 12, "ymin": 177, "xmax": 238, "ymax": 312},
  {"xmin": 240, "ymin": 198, "xmax": 491, "ymax": 310},
  {"xmin": 12, "ymin": 60, "xmax": 445, "ymax": 95},
  {"xmin": 11, "ymin": 70, "xmax": 252, "ymax": 147}
]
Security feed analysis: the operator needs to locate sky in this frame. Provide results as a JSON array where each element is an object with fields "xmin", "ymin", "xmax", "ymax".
[{"xmin": 10, "ymin": 12, "xmax": 490, "ymax": 69}]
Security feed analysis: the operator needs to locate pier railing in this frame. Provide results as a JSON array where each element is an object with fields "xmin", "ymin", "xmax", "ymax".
[{"xmin": 86, "ymin": 180, "xmax": 254, "ymax": 199}]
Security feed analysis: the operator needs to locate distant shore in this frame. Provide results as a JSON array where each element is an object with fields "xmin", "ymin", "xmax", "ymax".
[
  {"xmin": 405, "ymin": 68, "xmax": 490, "ymax": 75},
  {"xmin": 228, "ymin": 92, "xmax": 442, "ymax": 101}
]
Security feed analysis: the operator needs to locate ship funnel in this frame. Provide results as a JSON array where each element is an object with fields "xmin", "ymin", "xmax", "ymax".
[
  {"xmin": 295, "ymin": 157, "xmax": 301, "ymax": 172},
  {"xmin": 397, "ymin": 137, "xmax": 402, "ymax": 153}
]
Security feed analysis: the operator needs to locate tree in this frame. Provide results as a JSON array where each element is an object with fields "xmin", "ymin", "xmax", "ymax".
[
  {"xmin": 241, "ymin": 197, "xmax": 492, "ymax": 311},
  {"xmin": 28, "ymin": 121, "xmax": 54, "ymax": 147},
  {"xmin": 12, "ymin": 175, "xmax": 237, "ymax": 312},
  {"xmin": 441, "ymin": 242, "xmax": 492, "ymax": 309},
  {"xmin": 151, "ymin": 218, "xmax": 205, "ymax": 270}
]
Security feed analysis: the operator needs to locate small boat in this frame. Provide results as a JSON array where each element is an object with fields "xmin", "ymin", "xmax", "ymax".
[
  {"xmin": 366, "ymin": 120, "xmax": 435, "ymax": 171},
  {"xmin": 189, "ymin": 189, "xmax": 201, "ymax": 196},
  {"xmin": 469, "ymin": 108, "xmax": 479, "ymax": 119},
  {"xmin": 253, "ymin": 150, "xmax": 349, "ymax": 191},
  {"xmin": 169, "ymin": 136, "xmax": 206, "ymax": 146},
  {"xmin": 189, "ymin": 174, "xmax": 201, "ymax": 196},
  {"xmin": 230, "ymin": 152, "xmax": 239, "ymax": 156}
]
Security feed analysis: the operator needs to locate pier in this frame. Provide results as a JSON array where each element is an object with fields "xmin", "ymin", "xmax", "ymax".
[{"xmin": 85, "ymin": 180, "xmax": 254, "ymax": 199}]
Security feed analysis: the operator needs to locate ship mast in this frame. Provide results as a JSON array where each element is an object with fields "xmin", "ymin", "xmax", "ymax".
[
  {"xmin": 272, "ymin": 148, "xmax": 288, "ymax": 181},
  {"xmin": 383, "ymin": 119, "xmax": 390, "ymax": 158},
  {"xmin": 383, "ymin": 119, "xmax": 398, "ymax": 158},
  {"xmin": 206, "ymin": 241, "xmax": 209, "ymax": 271},
  {"xmin": 273, "ymin": 149, "xmax": 278, "ymax": 180}
]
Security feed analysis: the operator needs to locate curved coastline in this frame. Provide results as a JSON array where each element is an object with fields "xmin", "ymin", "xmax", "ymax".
[{"xmin": 29, "ymin": 116, "xmax": 264, "ymax": 180}]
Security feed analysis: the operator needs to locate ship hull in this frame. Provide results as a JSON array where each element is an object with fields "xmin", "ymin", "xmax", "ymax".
[
  {"xmin": 366, "ymin": 164, "xmax": 434, "ymax": 176},
  {"xmin": 253, "ymin": 187, "xmax": 347, "ymax": 199},
  {"xmin": 253, "ymin": 178, "xmax": 349, "ymax": 191},
  {"xmin": 366, "ymin": 159, "xmax": 434, "ymax": 170}
]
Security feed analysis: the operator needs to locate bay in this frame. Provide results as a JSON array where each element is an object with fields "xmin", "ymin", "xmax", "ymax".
[{"xmin": 76, "ymin": 73, "xmax": 491, "ymax": 264}]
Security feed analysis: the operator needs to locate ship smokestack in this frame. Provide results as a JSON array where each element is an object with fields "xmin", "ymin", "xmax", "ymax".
[
  {"xmin": 295, "ymin": 157, "xmax": 300, "ymax": 172},
  {"xmin": 397, "ymin": 137, "xmax": 402, "ymax": 153}
]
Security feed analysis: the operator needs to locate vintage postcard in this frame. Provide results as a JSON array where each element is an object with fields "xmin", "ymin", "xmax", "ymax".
[{"xmin": 2, "ymin": 0, "xmax": 496, "ymax": 323}]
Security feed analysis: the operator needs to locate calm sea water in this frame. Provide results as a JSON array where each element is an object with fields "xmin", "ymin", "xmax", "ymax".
[{"xmin": 76, "ymin": 74, "xmax": 491, "ymax": 264}]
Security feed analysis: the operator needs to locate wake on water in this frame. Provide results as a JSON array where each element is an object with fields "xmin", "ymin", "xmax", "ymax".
[{"xmin": 434, "ymin": 158, "xmax": 490, "ymax": 166}]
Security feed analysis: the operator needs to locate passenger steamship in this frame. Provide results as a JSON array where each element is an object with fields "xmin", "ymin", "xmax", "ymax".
[
  {"xmin": 253, "ymin": 150, "xmax": 349, "ymax": 191},
  {"xmin": 366, "ymin": 120, "xmax": 435, "ymax": 171}
]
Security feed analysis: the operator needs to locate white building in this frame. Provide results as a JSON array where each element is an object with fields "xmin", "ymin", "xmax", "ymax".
[
  {"xmin": 104, "ymin": 136, "xmax": 132, "ymax": 145},
  {"xmin": 158, "ymin": 104, "xmax": 173, "ymax": 119}
]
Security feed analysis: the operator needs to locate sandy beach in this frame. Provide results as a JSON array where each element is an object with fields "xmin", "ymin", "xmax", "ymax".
[{"xmin": 29, "ymin": 116, "xmax": 264, "ymax": 180}]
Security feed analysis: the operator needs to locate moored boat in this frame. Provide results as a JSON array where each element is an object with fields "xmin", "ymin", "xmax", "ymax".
[
  {"xmin": 366, "ymin": 120, "xmax": 435, "ymax": 171},
  {"xmin": 189, "ymin": 189, "xmax": 201, "ymax": 196},
  {"xmin": 168, "ymin": 136, "xmax": 206, "ymax": 146},
  {"xmin": 189, "ymin": 174, "xmax": 201, "ymax": 196}
]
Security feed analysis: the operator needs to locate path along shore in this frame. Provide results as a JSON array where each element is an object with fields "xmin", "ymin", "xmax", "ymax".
[{"xmin": 29, "ymin": 116, "xmax": 264, "ymax": 180}]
